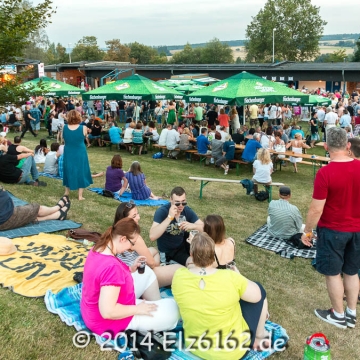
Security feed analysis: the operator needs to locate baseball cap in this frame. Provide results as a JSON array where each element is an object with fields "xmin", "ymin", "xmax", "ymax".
[{"xmin": 279, "ymin": 186, "xmax": 291, "ymax": 196}]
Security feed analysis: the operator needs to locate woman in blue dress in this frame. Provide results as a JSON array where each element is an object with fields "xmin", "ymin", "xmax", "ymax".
[
  {"xmin": 62, "ymin": 110, "xmax": 93, "ymax": 200},
  {"xmin": 118, "ymin": 161, "xmax": 161, "ymax": 200}
]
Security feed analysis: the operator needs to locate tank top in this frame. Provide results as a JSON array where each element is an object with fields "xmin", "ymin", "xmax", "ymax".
[{"xmin": 7, "ymin": 144, "xmax": 21, "ymax": 156}]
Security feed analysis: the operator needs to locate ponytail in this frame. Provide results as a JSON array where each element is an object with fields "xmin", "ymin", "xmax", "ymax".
[{"xmin": 93, "ymin": 226, "xmax": 113, "ymax": 252}]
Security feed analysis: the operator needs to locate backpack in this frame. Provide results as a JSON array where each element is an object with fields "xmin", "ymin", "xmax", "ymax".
[{"xmin": 255, "ymin": 191, "xmax": 269, "ymax": 202}]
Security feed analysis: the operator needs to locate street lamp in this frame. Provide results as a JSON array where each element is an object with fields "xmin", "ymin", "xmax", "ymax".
[
  {"xmin": 272, "ymin": 28, "xmax": 276, "ymax": 63},
  {"xmin": 68, "ymin": 43, "xmax": 72, "ymax": 63}
]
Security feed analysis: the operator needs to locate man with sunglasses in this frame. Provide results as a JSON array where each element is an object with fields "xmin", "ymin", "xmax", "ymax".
[{"xmin": 149, "ymin": 186, "xmax": 204, "ymax": 266}]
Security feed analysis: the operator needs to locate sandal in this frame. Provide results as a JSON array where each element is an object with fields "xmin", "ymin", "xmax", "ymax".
[
  {"xmin": 57, "ymin": 196, "xmax": 70, "ymax": 210},
  {"xmin": 57, "ymin": 209, "xmax": 68, "ymax": 221}
]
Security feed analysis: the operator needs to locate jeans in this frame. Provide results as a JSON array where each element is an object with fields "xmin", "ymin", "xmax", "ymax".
[
  {"xmin": 119, "ymin": 110, "xmax": 126, "ymax": 123},
  {"xmin": 21, "ymin": 120, "xmax": 36, "ymax": 138},
  {"xmin": 18, "ymin": 156, "xmax": 39, "ymax": 184}
]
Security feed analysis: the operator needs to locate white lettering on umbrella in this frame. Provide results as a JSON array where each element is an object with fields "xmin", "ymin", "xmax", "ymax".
[
  {"xmin": 123, "ymin": 95, "xmax": 142, "ymax": 100},
  {"xmin": 89, "ymin": 95, "xmax": 107, "ymax": 99},
  {"xmin": 115, "ymin": 83, "xmax": 130, "ymax": 91},
  {"xmin": 68, "ymin": 91, "xmax": 80, "ymax": 95},
  {"xmin": 244, "ymin": 97, "xmax": 265, "ymax": 104},
  {"xmin": 189, "ymin": 97, "xmax": 201, "ymax": 102},
  {"xmin": 214, "ymin": 98, "xmax": 228, "ymax": 105},
  {"xmin": 152, "ymin": 84, "xmax": 166, "ymax": 91},
  {"xmin": 283, "ymin": 96, "xmax": 301, "ymax": 102},
  {"xmin": 212, "ymin": 82, "xmax": 228, "ymax": 92},
  {"xmin": 155, "ymin": 95, "xmax": 166, "ymax": 100}
]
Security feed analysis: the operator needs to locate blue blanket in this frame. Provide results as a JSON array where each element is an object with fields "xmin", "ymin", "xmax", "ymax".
[
  {"xmin": 38, "ymin": 172, "xmax": 63, "ymax": 180},
  {"xmin": 45, "ymin": 283, "xmax": 289, "ymax": 360},
  {"xmin": 88, "ymin": 187, "xmax": 169, "ymax": 207},
  {"xmin": 0, "ymin": 192, "xmax": 82, "ymax": 239}
]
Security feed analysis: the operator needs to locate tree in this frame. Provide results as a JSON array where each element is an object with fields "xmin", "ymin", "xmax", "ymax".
[
  {"xmin": 200, "ymin": 38, "xmax": 234, "ymax": 64},
  {"xmin": 127, "ymin": 42, "xmax": 159, "ymax": 64},
  {"xmin": 45, "ymin": 42, "xmax": 68, "ymax": 64},
  {"xmin": 245, "ymin": 0, "xmax": 327, "ymax": 62},
  {"xmin": 353, "ymin": 37, "xmax": 360, "ymax": 62},
  {"xmin": 71, "ymin": 36, "xmax": 104, "ymax": 62},
  {"xmin": 0, "ymin": 0, "xmax": 55, "ymax": 105},
  {"xmin": 22, "ymin": 28, "xmax": 50, "ymax": 63},
  {"xmin": 0, "ymin": 0, "xmax": 55, "ymax": 65},
  {"xmin": 104, "ymin": 39, "xmax": 131, "ymax": 62},
  {"xmin": 314, "ymin": 49, "xmax": 351, "ymax": 63}
]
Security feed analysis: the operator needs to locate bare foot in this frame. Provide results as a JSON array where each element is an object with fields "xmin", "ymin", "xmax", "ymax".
[
  {"xmin": 78, "ymin": 197, "xmax": 85, "ymax": 201},
  {"xmin": 253, "ymin": 331, "xmax": 271, "ymax": 351}
]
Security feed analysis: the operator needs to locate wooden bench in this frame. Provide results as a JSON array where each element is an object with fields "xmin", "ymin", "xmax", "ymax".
[
  {"xmin": 102, "ymin": 140, "xmax": 118, "ymax": 151},
  {"xmin": 229, "ymin": 159, "xmax": 251, "ymax": 176},
  {"xmin": 189, "ymin": 176, "xmax": 284, "ymax": 202}
]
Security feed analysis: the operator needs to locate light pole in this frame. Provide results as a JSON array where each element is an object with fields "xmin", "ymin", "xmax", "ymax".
[
  {"xmin": 272, "ymin": 28, "xmax": 276, "ymax": 63},
  {"xmin": 68, "ymin": 43, "xmax": 72, "ymax": 63}
]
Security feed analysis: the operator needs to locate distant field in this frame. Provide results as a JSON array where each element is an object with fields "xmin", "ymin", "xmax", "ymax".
[{"xmin": 169, "ymin": 45, "xmax": 354, "ymax": 61}]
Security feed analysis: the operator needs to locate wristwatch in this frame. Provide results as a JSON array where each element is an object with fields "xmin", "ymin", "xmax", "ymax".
[
  {"xmin": 303, "ymin": 231, "xmax": 313, "ymax": 238},
  {"xmin": 167, "ymin": 215, "xmax": 174, "ymax": 221}
]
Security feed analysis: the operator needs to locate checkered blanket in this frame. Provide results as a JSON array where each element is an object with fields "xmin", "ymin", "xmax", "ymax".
[{"xmin": 246, "ymin": 224, "xmax": 316, "ymax": 259}]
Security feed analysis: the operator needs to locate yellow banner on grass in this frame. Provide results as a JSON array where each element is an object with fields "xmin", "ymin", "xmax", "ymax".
[{"xmin": 0, "ymin": 233, "xmax": 89, "ymax": 297}]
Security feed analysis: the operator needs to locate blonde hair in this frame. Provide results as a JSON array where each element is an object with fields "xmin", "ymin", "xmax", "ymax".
[
  {"xmin": 190, "ymin": 232, "xmax": 215, "ymax": 268},
  {"xmin": 257, "ymin": 148, "xmax": 271, "ymax": 164},
  {"xmin": 129, "ymin": 122, "xmax": 136, "ymax": 129},
  {"xmin": 183, "ymin": 127, "xmax": 191, "ymax": 136}
]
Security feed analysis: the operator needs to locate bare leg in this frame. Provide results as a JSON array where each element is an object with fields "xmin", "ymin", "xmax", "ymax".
[
  {"xmin": 78, "ymin": 188, "xmax": 85, "ymax": 201},
  {"xmin": 149, "ymin": 192, "xmax": 161, "ymax": 200},
  {"xmin": 326, "ymin": 275, "xmax": 345, "ymax": 313},
  {"xmin": 153, "ymin": 264, "xmax": 183, "ymax": 288},
  {"xmin": 141, "ymin": 279, "xmax": 161, "ymax": 301},
  {"xmin": 252, "ymin": 298, "xmax": 270, "ymax": 350},
  {"xmin": 64, "ymin": 187, "xmax": 70, "ymax": 196},
  {"xmin": 343, "ymin": 273, "xmax": 359, "ymax": 311},
  {"xmin": 148, "ymin": 247, "xmax": 160, "ymax": 266},
  {"xmin": 37, "ymin": 205, "xmax": 68, "ymax": 221},
  {"xmin": 139, "ymin": 145, "xmax": 143, "ymax": 155}
]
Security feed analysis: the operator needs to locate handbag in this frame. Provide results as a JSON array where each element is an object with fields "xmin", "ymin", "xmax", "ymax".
[{"xmin": 67, "ymin": 229, "xmax": 102, "ymax": 242}]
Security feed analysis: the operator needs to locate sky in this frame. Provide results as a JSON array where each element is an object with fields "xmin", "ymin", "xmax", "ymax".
[{"xmin": 37, "ymin": 0, "xmax": 359, "ymax": 48}]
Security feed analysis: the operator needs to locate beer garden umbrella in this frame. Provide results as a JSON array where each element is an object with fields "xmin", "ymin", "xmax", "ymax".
[
  {"xmin": 186, "ymin": 71, "xmax": 309, "ymax": 106},
  {"xmin": 300, "ymin": 95, "xmax": 331, "ymax": 107},
  {"xmin": 174, "ymin": 84, "xmax": 204, "ymax": 94},
  {"xmin": 21, "ymin": 76, "xmax": 85, "ymax": 97},
  {"xmin": 83, "ymin": 74, "xmax": 183, "ymax": 101}
]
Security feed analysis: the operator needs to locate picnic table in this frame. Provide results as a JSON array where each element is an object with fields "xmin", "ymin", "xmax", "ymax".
[{"xmin": 269, "ymin": 149, "xmax": 330, "ymax": 178}]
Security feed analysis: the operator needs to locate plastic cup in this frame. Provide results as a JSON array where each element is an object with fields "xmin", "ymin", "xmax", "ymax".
[
  {"xmin": 138, "ymin": 261, "xmax": 146, "ymax": 274},
  {"xmin": 226, "ymin": 261, "xmax": 239, "ymax": 272}
]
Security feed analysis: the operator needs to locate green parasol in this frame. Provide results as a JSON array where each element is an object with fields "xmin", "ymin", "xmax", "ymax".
[
  {"xmin": 301, "ymin": 95, "xmax": 331, "ymax": 107},
  {"xmin": 186, "ymin": 71, "xmax": 309, "ymax": 106},
  {"xmin": 174, "ymin": 85, "xmax": 204, "ymax": 94},
  {"xmin": 157, "ymin": 80, "xmax": 177, "ymax": 87},
  {"xmin": 21, "ymin": 76, "xmax": 84, "ymax": 96},
  {"xmin": 83, "ymin": 74, "xmax": 183, "ymax": 101}
]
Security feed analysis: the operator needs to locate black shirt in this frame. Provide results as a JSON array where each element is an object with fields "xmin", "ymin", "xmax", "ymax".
[
  {"xmin": 149, "ymin": 101, "xmax": 156, "ymax": 110},
  {"xmin": 126, "ymin": 105, "xmax": 134, "ymax": 117},
  {"xmin": 347, "ymin": 106, "xmax": 354, "ymax": 117},
  {"xmin": 118, "ymin": 101, "xmax": 126, "ymax": 110},
  {"xmin": 310, "ymin": 117, "xmax": 318, "ymax": 134},
  {"xmin": 24, "ymin": 110, "xmax": 32, "ymax": 123},
  {"xmin": 207, "ymin": 110, "xmax": 218, "ymax": 126},
  {"xmin": 8, "ymin": 113, "xmax": 17, "ymax": 124},
  {"xmin": 0, "ymin": 154, "xmax": 22, "ymax": 183},
  {"xmin": 0, "ymin": 190, "xmax": 14, "ymax": 225},
  {"xmin": 231, "ymin": 133, "xmax": 245, "ymax": 145},
  {"xmin": 91, "ymin": 125, "xmax": 102, "ymax": 136}
]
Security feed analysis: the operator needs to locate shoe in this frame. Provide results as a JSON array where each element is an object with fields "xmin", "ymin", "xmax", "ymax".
[
  {"xmin": 57, "ymin": 195, "xmax": 70, "ymax": 210},
  {"xmin": 345, "ymin": 310, "xmax": 357, "ymax": 328},
  {"xmin": 314, "ymin": 308, "xmax": 347, "ymax": 329},
  {"xmin": 224, "ymin": 170, "xmax": 228, "ymax": 175},
  {"xmin": 249, "ymin": 191, "xmax": 255, "ymax": 196},
  {"xmin": 33, "ymin": 180, "xmax": 47, "ymax": 187}
]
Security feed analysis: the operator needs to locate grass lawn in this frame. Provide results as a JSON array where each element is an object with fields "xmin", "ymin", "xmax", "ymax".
[{"xmin": 1, "ymin": 123, "xmax": 359, "ymax": 359}]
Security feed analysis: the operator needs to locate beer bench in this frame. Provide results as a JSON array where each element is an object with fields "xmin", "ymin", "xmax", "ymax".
[{"xmin": 189, "ymin": 176, "xmax": 284, "ymax": 202}]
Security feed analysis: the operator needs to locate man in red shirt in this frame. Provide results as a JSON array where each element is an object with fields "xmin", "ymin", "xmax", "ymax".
[{"xmin": 301, "ymin": 127, "xmax": 360, "ymax": 329}]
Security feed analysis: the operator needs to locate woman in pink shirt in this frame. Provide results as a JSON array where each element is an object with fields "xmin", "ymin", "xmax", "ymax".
[
  {"xmin": 80, "ymin": 218, "xmax": 179, "ymax": 337},
  {"xmin": 218, "ymin": 108, "xmax": 230, "ymax": 133}
]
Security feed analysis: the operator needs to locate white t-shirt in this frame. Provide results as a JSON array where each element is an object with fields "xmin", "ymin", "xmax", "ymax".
[
  {"xmin": 166, "ymin": 129, "xmax": 180, "ymax": 150},
  {"xmin": 123, "ymin": 128, "xmax": 134, "ymax": 143},
  {"xmin": 51, "ymin": 118, "xmax": 60, "ymax": 132},
  {"xmin": 110, "ymin": 101, "xmax": 118, "ymax": 111},
  {"xmin": 269, "ymin": 105, "xmax": 277, "ymax": 119},
  {"xmin": 253, "ymin": 160, "xmax": 273, "ymax": 183},
  {"xmin": 324, "ymin": 112, "xmax": 338, "ymax": 125},
  {"xmin": 158, "ymin": 129, "xmax": 168, "ymax": 146},
  {"xmin": 260, "ymin": 135, "xmax": 275, "ymax": 149},
  {"xmin": 317, "ymin": 109, "xmax": 325, "ymax": 122}
]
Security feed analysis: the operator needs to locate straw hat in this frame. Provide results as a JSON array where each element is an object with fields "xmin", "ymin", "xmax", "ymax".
[{"xmin": 0, "ymin": 237, "xmax": 17, "ymax": 256}]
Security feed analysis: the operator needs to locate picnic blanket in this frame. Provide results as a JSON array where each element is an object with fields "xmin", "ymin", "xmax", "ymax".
[
  {"xmin": 88, "ymin": 187, "xmax": 169, "ymax": 206},
  {"xmin": 0, "ymin": 233, "xmax": 88, "ymax": 297},
  {"xmin": 246, "ymin": 224, "xmax": 316, "ymax": 259},
  {"xmin": 0, "ymin": 192, "xmax": 81, "ymax": 239},
  {"xmin": 38, "ymin": 172, "xmax": 63, "ymax": 180},
  {"xmin": 45, "ymin": 283, "xmax": 289, "ymax": 360}
]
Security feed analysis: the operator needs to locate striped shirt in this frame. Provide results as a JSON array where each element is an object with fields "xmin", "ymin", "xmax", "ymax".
[{"xmin": 267, "ymin": 199, "xmax": 303, "ymax": 239}]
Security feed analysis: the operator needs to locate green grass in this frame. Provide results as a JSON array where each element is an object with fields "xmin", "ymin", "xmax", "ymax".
[{"xmin": 1, "ymin": 124, "xmax": 359, "ymax": 359}]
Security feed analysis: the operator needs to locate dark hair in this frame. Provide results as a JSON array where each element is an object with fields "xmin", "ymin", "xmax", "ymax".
[
  {"xmin": 50, "ymin": 142, "xmax": 60, "ymax": 152},
  {"xmin": 130, "ymin": 161, "xmax": 142, "ymax": 176},
  {"xmin": 210, "ymin": 125, "xmax": 216, "ymax": 131},
  {"xmin": 266, "ymin": 127, "xmax": 273, "ymax": 136},
  {"xmin": 215, "ymin": 131, "xmax": 221, "ymax": 140},
  {"xmin": 35, "ymin": 138, "xmax": 47, "ymax": 154},
  {"xmin": 274, "ymin": 131, "xmax": 282, "ymax": 138},
  {"xmin": 67, "ymin": 110, "xmax": 81, "ymax": 125},
  {"xmin": 201, "ymin": 127, "xmax": 207, "ymax": 134},
  {"xmin": 149, "ymin": 121, "xmax": 155, "ymax": 128},
  {"xmin": 170, "ymin": 186, "xmax": 185, "ymax": 198},
  {"xmin": 94, "ymin": 120, "xmax": 100, "ymax": 127},
  {"xmin": 111, "ymin": 154, "xmax": 123, "ymax": 169},
  {"xmin": 190, "ymin": 232, "xmax": 215, "ymax": 268},
  {"xmin": 135, "ymin": 122, "xmax": 143, "ymax": 130},
  {"xmin": 93, "ymin": 218, "xmax": 140, "ymax": 252},
  {"xmin": 113, "ymin": 202, "xmax": 136, "ymax": 225},
  {"xmin": 349, "ymin": 138, "xmax": 360, "ymax": 158},
  {"xmin": 14, "ymin": 136, "xmax": 21, "ymax": 144},
  {"xmin": 249, "ymin": 128, "xmax": 256, "ymax": 135},
  {"xmin": 203, "ymin": 214, "xmax": 226, "ymax": 244}
]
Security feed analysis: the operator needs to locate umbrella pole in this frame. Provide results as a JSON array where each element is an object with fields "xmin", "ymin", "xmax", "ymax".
[{"xmin": 243, "ymin": 106, "xmax": 246, "ymax": 127}]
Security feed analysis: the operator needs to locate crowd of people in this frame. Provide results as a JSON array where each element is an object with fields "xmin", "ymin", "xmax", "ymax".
[{"xmin": 1, "ymin": 88, "xmax": 360, "ymax": 359}]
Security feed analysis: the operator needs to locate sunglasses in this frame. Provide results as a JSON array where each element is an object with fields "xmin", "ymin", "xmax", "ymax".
[
  {"xmin": 125, "ymin": 200, "xmax": 135, "ymax": 208},
  {"xmin": 174, "ymin": 201, "xmax": 187, "ymax": 207}
]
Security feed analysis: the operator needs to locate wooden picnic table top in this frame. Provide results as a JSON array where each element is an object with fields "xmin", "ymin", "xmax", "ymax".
[
  {"xmin": 269, "ymin": 149, "xmax": 330, "ymax": 162},
  {"xmin": 315, "ymin": 142, "xmax": 325, "ymax": 147},
  {"xmin": 235, "ymin": 144, "xmax": 245, "ymax": 150}
]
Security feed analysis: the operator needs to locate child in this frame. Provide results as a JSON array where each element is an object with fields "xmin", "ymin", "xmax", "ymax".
[
  {"xmin": 34, "ymin": 138, "xmax": 49, "ymax": 164},
  {"xmin": 252, "ymin": 148, "xmax": 273, "ymax": 194},
  {"xmin": 118, "ymin": 161, "xmax": 161, "ymax": 200},
  {"xmin": 43, "ymin": 142, "xmax": 60, "ymax": 175},
  {"xmin": 216, "ymin": 134, "xmax": 235, "ymax": 175}
]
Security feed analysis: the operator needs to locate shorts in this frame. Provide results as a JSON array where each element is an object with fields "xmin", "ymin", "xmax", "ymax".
[
  {"xmin": 240, "ymin": 282, "xmax": 267, "ymax": 352},
  {"xmin": 311, "ymin": 133, "xmax": 320, "ymax": 140},
  {"xmin": 88, "ymin": 135, "xmax": 101, "ymax": 140},
  {"xmin": 316, "ymin": 227, "xmax": 360, "ymax": 276},
  {"xmin": 0, "ymin": 203, "xmax": 40, "ymax": 231},
  {"xmin": 162, "ymin": 241, "xmax": 190, "ymax": 266},
  {"xmin": 215, "ymin": 156, "xmax": 227, "ymax": 166}
]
